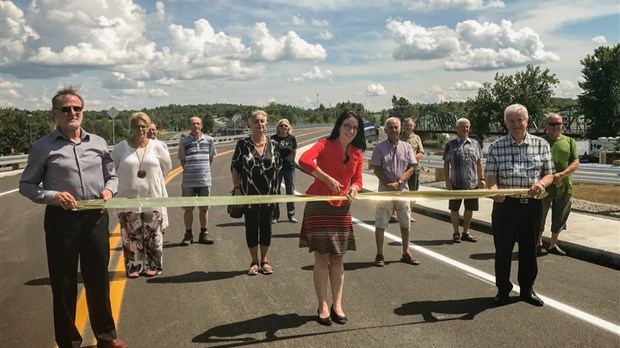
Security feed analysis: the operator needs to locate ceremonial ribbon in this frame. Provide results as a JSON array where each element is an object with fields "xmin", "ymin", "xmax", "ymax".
[{"xmin": 74, "ymin": 189, "xmax": 547, "ymax": 211}]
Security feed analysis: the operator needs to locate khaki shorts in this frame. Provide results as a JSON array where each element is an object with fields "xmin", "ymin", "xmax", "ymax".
[{"xmin": 375, "ymin": 200, "xmax": 410, "ymax": 229}]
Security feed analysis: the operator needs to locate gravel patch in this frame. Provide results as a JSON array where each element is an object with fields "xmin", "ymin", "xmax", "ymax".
[{"xmin": 420, "ymin": 171, "xmax": 620, "ymax": 220}]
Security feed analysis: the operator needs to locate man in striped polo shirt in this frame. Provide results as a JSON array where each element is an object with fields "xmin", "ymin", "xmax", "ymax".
[{"xmin": 179, "ymin": 115, "xmax": 217, "ymax": 246}]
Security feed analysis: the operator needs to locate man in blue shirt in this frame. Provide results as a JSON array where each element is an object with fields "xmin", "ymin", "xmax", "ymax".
[
  {"xmin": 443, "ymin": 118, "xmax": 485, "ymax": 243},
  {"xmin": 19, "ymin": 86, "xmax": 128, "ymax": 348}
]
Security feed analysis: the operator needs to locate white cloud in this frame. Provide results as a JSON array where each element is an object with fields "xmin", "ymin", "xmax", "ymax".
[
  {"xmin": 292, "ymin": 15, "xmax": 305, "ymax": 25},
  {"xmin": 156, "ymin": 1, "xmax": 165, "ymax": 21},
  {"xmin": 155, "ymin": 77, "xmax": 179, "ymax": 86},
  {"xmin": 365, "ymin": 83, "xmax": 388, "ymax": 96},
  {"xmin": 453, "ymin": 80, "xmax": 483, "ymax": 91},
  {"xmin": 387, "ymin": 19, "xmax": 460, "ymax": 60},
  {"xmin": 289, "ymin": 66, "xmax": 333, "ymax": 82},
  {"xmin": 408, "ymin": 0, "xmax": 505, "ymax": 11},
  {"xmin": 148, "ymin": 88, "xmax": 169, "ymax": 98},
  {"xmin": 248, "ymin": 23, "xmax": 327, "ymax": 61},
  {"xmin": 554, "ymin": 80, "xmax": 582, "ymax": 98},
  {"xmin": 318, "ymin": 30, "xmax": 334, "ymax": 40},
  {"xmin": 311, "ymin": 19, "xmax": 329, "ymax": 27},
  {"xmin": 387, "ymin": 18, "xmax": 559, "ymax": 70},
  {"xmin": 592, "ymin": 35, "xmax": 607, "ymax": 45},
  {"xmin": 102, "ymin": 72, "xmax": 143, "ymax": 89},
  {"xmin": 0, "ymin": 1, "xmax": 39, "ymax": 65}
]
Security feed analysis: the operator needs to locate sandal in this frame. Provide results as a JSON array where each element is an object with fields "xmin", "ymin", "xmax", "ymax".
[
  {"xmin": 248, "ymin": 262, "xmax": 259, "ymax": 276},
  {"xmin": 453, "ymin": 232, "xmax": 461, "ymax": 243},
  {"xmin": 401, "ymin": 252, "xmax": 420, "ymax": 265},
  {"xmin": 374, "ymin": 254, "xmax": 385, "ymax": 267},
  {"xmin": 461, "ymin": 232, "xmax": 478, "ymax": 243},
  {"xmin": 261, "ymin": 261, "xmax": 273, "ymax": 274}
]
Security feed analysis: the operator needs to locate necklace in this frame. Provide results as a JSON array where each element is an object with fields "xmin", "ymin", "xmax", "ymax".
[{"xmin": 134, "ymin": 144, "xmax": 147, "ymax": 178}]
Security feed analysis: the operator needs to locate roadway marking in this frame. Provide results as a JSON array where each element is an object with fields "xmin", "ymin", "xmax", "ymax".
[
  {"xmin": 0, "ymin": 188, "xmax": 18, "ymax": 196},
  {"xmin": 351, "ymin": 217, "xmax": 620, "ymax": 336}
]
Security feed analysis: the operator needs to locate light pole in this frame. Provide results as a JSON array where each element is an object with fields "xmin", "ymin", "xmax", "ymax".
[{"xmin": 26, "ymin": 110, "xmax": 33, "ymax": 144}]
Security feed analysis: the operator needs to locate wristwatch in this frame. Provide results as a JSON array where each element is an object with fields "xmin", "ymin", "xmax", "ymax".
[{"xmin": 397, "ymin": 180, "xmax": 404, "ymax": 185}]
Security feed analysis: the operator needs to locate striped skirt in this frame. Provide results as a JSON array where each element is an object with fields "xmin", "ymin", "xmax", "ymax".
[{"xmin": 299, "ymin": 201, "xmax": 356, "ymax": 255}]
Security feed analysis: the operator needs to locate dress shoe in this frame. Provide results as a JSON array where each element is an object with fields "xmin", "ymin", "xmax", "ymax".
[
  {"xmin": 317, "ymin": 310, "xmax": 332, "ymax": 326},
  {"xmin": 536, "ymin": 245, "xmax": 548, "ymax": 256},
  {"xmin": 494, "ymin": 293, "xmax": 510, "ymax": 306},
  {"xmin": 520, "ymin": 291, "xmax": 544, "ymax": 307},
  {"xmin": 98, "ymin": 338, "xmax": 128, "ymax": 348},
  {"xmin": 547, "ymin": 245, "xmax": 566, "ymax": 256},
  {"xmin": 330, "ymin": 306, "xmax": 347, "ymax": 325}
]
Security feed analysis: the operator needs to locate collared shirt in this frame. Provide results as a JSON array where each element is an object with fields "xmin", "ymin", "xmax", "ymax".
[
  {"xmin": 370, "ymin": 139, "xmax": 417, "ymax": 192},
  {"xmin": 19, "ymin": 128, "xmax": 118, "ymax": 205},
  {"xmin": 484, "ymin": 133, "xmax": 555, "ymax": 189},
  {"xmin": 178, "ymin": 134, "xmax": 217, "ymax": 187},
  {"xmin": 443, "ymin": 137, "xmax": 482, "ymax": 189},
  {"xmin": 400, "ymin": 131, "xmax": 424, "ymax": 171}
]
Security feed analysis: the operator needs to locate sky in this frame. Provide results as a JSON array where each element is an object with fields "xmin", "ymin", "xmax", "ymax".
[{"xmin": 1, "ymin": 0, "xmax": 619, "ymax": 112}]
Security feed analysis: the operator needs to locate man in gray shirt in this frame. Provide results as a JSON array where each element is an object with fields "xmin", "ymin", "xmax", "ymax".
[
  {"xmin": 178, "ymin": 115, "xmax": 217, "ymax": 246},
  {"xmin": 19, "ymin": 86, "xmax": 128, "ymax": 348}
]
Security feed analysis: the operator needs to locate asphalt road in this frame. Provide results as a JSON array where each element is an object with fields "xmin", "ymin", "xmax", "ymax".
[{"xmin": 1, "ymin": 127, "xmax": 619, "ymax": 347}]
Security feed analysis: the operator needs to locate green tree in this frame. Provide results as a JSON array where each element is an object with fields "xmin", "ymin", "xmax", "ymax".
[
  {"xmin": 390, "ymin": 96, "xmax": 414, "ymax": 121},
  {"xmin": 578, "ymin": 44, "xmax": 620, "ymax": 138},
  {"xmin": 467, "ymin": 65, "xmax": 559, "ymax": 137}
]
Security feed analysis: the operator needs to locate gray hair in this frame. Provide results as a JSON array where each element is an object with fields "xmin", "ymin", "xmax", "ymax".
[
  {"xmin": 52, "ymin": 85, "xmax": 84, "ymax": 109},
  {"xmin": 456, "ymin": 118, "xmax": 470, "ymax": 127},
  {"xmin": 403, "ymin": 118, "xmax": 415, "ymax": 126},
  {"xmin": 504, "ymin": 104, "xmax": 529, "ymax": 123},
  {"xmin": 248, "ymin": 110, "xmax": 268, "ymax": 127},
  {"xmin": 384, "ymin": 117, "xmax": 401, "ymax": 128}
]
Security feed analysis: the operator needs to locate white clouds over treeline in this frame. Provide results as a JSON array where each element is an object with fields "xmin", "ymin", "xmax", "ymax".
[{"xmin": 387, "ymin": 18, "xmax": 559, "ymax": 70}]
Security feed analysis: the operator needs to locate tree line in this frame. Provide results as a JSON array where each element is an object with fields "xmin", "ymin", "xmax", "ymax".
[{"xmin": 1, "ymin": 44, "xmax": 617, "ymax": 156}]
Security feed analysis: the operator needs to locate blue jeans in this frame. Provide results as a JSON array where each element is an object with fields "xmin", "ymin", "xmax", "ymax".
[{"xmin": 273, "ymin": 167, "xmax": 296, "ymax": 220}]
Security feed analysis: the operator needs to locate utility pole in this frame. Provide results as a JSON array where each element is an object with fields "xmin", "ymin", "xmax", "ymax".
[
  {"xmin": 26, "ymin": 110, "xmax": 33, "ymax": 144},
  {"xmin": 316, "ymin": 94, "xmax": 319, "ymax": 109}
]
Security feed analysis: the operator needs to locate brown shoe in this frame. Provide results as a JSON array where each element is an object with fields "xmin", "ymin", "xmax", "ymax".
[
  {"xmin": 461, "ymin": 233, "xmax": 478, "ymax": 243},
  {"xmin": 98, "ymin": 338, "xmax": 128, "ymax": 348},
  {"xmin": 374, "ymin": 254, "xmax": 385, "ymax": 267}
]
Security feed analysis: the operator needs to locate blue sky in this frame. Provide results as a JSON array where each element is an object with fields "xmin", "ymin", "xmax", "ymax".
[{"xmin": 1, "ymin": 0, "xmax": 618, "ymax": 112}]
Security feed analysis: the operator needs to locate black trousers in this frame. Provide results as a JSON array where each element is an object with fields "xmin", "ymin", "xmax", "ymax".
[
  {"xmin": 44, "ymin": 206, "xmax": 117, "ymax": 348},
  {"xmin": 244, "ymin": 204, "xmax": 274, "ymax": 248},
  {"xmin": 492, "ymin": 198, "xmax": 542, "ymax": 295}
]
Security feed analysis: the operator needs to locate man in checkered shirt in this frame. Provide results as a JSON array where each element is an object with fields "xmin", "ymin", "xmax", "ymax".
[{"xmin": 485, "ymin": 104, "xmax": 555, "ymax": 308}]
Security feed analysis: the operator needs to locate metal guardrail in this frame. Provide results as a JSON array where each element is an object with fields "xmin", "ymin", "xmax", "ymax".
[
  {"xmin": 0, "ymin": 124, "xmax": 326, "ymax": 170},
  {"xmin": 416, "ymin": 155, "xmax": 620, "ymax": 185},
  {"xmin": 362, "ymin": 154, "xmax": 620, "ymax": 185}
]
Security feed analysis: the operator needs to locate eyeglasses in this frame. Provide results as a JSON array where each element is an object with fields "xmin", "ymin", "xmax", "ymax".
[
  {"xmin": 343, "ymin": 152, "xmax": 350, "ymax": 164},
  {"xmin": 547, "ymin": 122, "xmax": 563, "ymax": 126},
  {"xmin": 342, "ymin": 123, "xmax": 358, "ymax": 132},
  {"xmin": 57, "ymin": 106, "xmax": 83, "ymax": 113}
]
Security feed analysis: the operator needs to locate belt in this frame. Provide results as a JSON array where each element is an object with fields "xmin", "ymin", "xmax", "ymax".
[{"xmin": 506, "ymin": 196, "xmax": 531, "ymax": 204}]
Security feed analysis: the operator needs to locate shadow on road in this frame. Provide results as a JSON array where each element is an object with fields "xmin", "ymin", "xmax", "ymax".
[
  {"xmin": 394, "ymin": 296, "xmax": 494, "ymax": 322},
  {"xmin": 413, "ymin": 239, "xmax": 454, "ymax": 246},
  {"xmin": 192, "ymin": 313, "xmax": 315, "ymax": 345},
  {"xmin": 24, "ymin": 271, "xmax": 127, "ymax": 286},
  {"xmin": 146, "ymin": 270, "xmax": 246, "ymax": 284},
  {"xmin": 470, "ymin": 252, "xmax": 518, "ymax": 261}
]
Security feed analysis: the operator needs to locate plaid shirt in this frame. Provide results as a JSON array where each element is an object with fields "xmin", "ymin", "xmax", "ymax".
[
  {"xmin": 484, "ymin": 133, "xmax": 554, "ymax": 189},
  {"xmin": 443, "ymin": 137, "xmax": 482, "ymax": 189}
]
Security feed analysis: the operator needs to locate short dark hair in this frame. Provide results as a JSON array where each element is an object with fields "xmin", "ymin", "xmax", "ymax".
[
  {"xmin": 52, "ymin": 86, "xmax": 84, "ymax": 109},
  {"xmin": 327, "ymin": 110, "xmax": 366, "ymax": 151}
]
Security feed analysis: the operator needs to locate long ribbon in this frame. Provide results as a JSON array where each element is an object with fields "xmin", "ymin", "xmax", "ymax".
[{"xmin": 74, "ymin": 189, "xmax": 546, "ymax": 211}]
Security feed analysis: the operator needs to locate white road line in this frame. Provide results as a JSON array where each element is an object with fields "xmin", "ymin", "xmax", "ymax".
[
  {"xmin": 351, "ymin": 217, "xmax": 620, "ymax": 336},
  {"xmin": 0, "ymin": 188, "xmax": 18, "ymax": 196}
]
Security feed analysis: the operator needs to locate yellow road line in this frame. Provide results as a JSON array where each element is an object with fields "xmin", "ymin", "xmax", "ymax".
[{"xmin": 73, "ymin": 130, "xmax": 323, "ymax": 344}]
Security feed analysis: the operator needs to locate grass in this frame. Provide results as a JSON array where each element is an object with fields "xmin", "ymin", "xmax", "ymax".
[{"xmin": 572, "ymin": 183, "xmax": 620, "ymax": 206}]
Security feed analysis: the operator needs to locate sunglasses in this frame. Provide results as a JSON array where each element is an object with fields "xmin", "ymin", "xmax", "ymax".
[
  {"xmin": 279, "ymin": 124, "xmax": 289, "ymax": 128},
  {"xmin": 547, "ymin": 122, "xmax": 562, "ymax": 126},
  {"xmin": 57, "ymin": 106, "xmax": 83, "ymax": 113}
]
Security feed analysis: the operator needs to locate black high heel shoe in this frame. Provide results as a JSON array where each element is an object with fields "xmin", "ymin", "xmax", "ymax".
[
  {"xmin": 317, "ymin": 309, "xmax": 332, "ymax": 326},
  {"xmin": 330, "ymin": 306, "xmax": 347, "ymax": 325}
]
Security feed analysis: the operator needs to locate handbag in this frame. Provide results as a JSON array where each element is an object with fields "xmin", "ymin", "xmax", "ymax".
[{"xmin": 227, "ymin": 189, "xmax": 245, "ymax": 218}]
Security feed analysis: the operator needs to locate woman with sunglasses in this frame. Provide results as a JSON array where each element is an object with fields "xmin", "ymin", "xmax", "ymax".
[
  {"xmin": 111, "ymin": 112, "xmax": 171, "ymax": 278},
  {"xmin": 271, "ymin": 119, "xmax": 298, "ymax": 223},
  {"xmin": 298, "ymin": 110, "xmax": 366, "ymax": 326}
]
